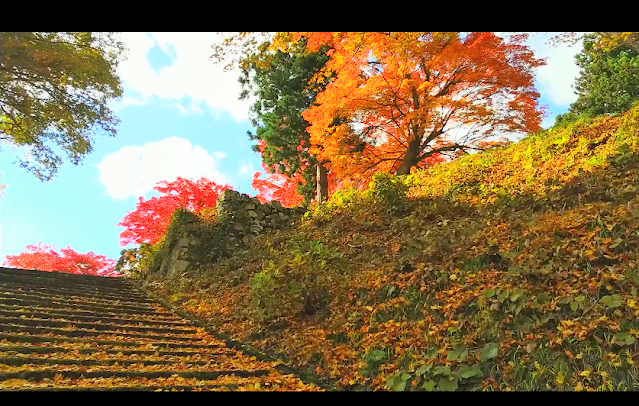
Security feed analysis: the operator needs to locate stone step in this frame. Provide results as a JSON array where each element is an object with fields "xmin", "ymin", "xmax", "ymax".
[
  {"xmin": 0, "ymin": 332, "xmax": 226, "ymax": 350},
  {"xmin": 0, "ymin": 305, "xmax": 193, "ymax": 327},
  {"xmin": 0, "ymin": 291, "xmax": 162, "ymax": 313},
  {"xmin": 0, "ymin": 284, "xmax": 154, "ymax": 304},
  {"xmin": 13, "ymin": 383, "xmax": 239, "ymax": 391},
  {"xmin": 0, "ymin": 296, "xmax": 172, "ymax": 316},
  {"xmin": 0, "ymin": 267, "xmax": 315, "ymax": 391},
  {"xmin": 0, "ymin": 268, "xmax": 130, "ymax": 289},
  {"xmin": 0, "ymin": 316, "xmax": 198, "ymax": 335},
  {"xmin": 0, "ymin": 282, "xmax": 151, "ymax": 302},
  {"xmin": 0, "ymin": 356, "xmax": 212, "ymax": 367},
  {"xmin": 0, "ymin": 323, "xmax": 203, "ymax": 342},
  {"xmin": 0, "ymin": 369, "xmax": 269, "ymax": 382},
  {"xmin": 0, "ymin": 345, "xmax": 233, "ymax": 358}
]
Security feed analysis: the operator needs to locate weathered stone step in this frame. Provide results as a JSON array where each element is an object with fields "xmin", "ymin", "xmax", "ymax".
[
  {"xmin": 0, "ymin": 323, "xmax": 203, "ymax": 342},
  {"xmin": 0, "ymin": 356, "xmax": 212, "ymax": 367},
  {"xmin": 0, "ymin": 279, "xmax": 145, "ymax": 300},
  {"xmin": 0, "ymin": 345, "xmax": 234, "ymax": 358},
  {"xmin": 0, "ymin": 291, "xmax": 161, "ymax": 313},
  {"xmin": 0, "ymin": 296, "xmax": 172, "ymax": 316},
  {"xmin": 0, "ymin": 307, "xmax": 189, "ymax": 326},
  {"xmin": 0, "ymin": 278, "xmax": 141, "ymax": 300},
  {"xmin": 0, "ymin": 283, "xmax": 153, "ymax": 304},
  {"xmin": 0, "ymin": 291, "xmax": 155, "ymax": 312},
  {"xmin": 13, "ymin": 383, "xmax": 240, "ymax": 391},
  {"xmin": 0, "ymin": 372, "xmax": 285, "ymax": 391},
  {"xmin": 0, "ymin": 333, "xmax": 225, "ymax": 349},
  {"xmin": 0, "ymin": 316, "xmax": 198, "ymax": 335},
  {"xmin": 0, "ymin": 267, "xmax": 317, "ymax": 391},
  {"xmin": 0, "ymin": 369, "xmax": 269, "ymax": 382},
  {"xmin": 0, "ymin": 269, "xmax": 130, "ymax": 290},
  {"xmin": 0, "ymin": 266, "xmax": 127, "ymax": 282}
]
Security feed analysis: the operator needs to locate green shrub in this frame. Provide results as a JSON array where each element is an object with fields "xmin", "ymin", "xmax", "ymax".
[
  {"xmin": 116, "ymin": 240, "xmax": 164, "ymax": 277},
  {"xmin": 250, "ymin": 239, "xmax": 346, "ymax": 321},
  {"xmin": 367, "ymin": 172, "xmax": 409, "ymax": 212}
]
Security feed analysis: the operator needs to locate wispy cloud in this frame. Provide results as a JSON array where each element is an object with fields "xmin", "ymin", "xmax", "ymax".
[
  {"xmin": 115, "ymin": 32, "xmax": 253, "ymax": 121},
  {"xmin": 239, "ymin": 160, "xmax": 255, "ymax": 175},
  {"xmin": 96, "ymin": 137, "xmax": 227, "ymax": 200},
  {"xmin": 524, "ymin": 33, "xmax": 584, "ymax": 108}
]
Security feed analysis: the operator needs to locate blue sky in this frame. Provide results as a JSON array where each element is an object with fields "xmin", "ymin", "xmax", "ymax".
[{"xmin": 0, "ymin": 32, "xmax": 583, "ymax": 264}]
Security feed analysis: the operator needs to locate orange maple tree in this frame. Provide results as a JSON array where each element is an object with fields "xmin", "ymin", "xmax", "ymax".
[
  {"xmin": 275, "ymin": 32, "xmax": 545, "ymax": 181},
  {"xmin": 118, "ymin": 177, "xmax": 232, "ymax": 246},
  {"xmin": 3, "ymin": 243, "xmax": 119, "ymax": 277}
]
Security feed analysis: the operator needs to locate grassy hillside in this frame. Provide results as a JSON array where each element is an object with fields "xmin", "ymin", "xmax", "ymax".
[{"xmin": 140, "ymin": 105, "xmax": 639, "ymax": 391}]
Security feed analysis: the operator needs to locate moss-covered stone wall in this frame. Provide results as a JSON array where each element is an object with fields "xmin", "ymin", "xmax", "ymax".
[{"xmin": 152, "ymin": 190, "xmax": 306, "ymax": 278}]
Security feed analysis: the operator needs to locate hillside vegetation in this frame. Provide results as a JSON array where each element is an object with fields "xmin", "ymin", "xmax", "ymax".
[{"xmin": 139, "ymin": 104, "xmax": 639, "ymax": 391}]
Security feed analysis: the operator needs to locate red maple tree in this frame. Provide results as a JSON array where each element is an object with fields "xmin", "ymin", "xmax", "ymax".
[
  {"xmin": 251, "ymin": 140, "xmax": 306, "ymax": 207},
  {"xmin": 3, "ymin": 243, "xmax": 119, "ymax": 277},
  {"xmin": 117, "ymin": 177, "xmax": 232, "ymax": 246},
  {"xmin": 252, "ymin": 169, "xmax": 305, "ymax": 207}
]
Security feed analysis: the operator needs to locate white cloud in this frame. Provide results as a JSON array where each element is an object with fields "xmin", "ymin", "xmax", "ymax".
[
  {"xmin": 111, "ymin": 96, "xmax": 146, "ymax": 110},
  {"xmin": 526, "ymin": 33, "xmax": 583, "ymax": 107},
  {"xmin": 171, "ymin": 103, "xmax": 188, "ymax": 114},
  {"xmin": 114, "ymin": 32, "xmax": 582, "ymax": 123},
  {"xmin": 116, "ymin": 32, "xmax": 253, "ymax": 121},
  {"xmin": 498, "ymin": 32, "xmax": 584, "ymax": 108},
  {"xmin": 239, "ymin": 160, "xmax": 255, "ymax": 175},
  {"xmin": 96, "ymin": 137, "xmax": 227, "ymax": 200}
]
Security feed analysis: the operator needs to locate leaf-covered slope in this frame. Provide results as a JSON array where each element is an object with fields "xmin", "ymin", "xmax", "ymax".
[
  {"xmin": 0, "ymin": 267, "xmax": 319, "ymax": 391},
  {"xmin": 145, "ymin": 105, "xmax": 639, "ymax": 391}
]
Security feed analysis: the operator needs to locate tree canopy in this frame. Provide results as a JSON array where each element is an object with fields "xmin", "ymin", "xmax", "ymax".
[
  {"xmin": 117, "ymin": 177, "xmax": 232, "ymax": 246},
  {"xmin": 3, "ymin": 242, "xmax": 119, "ymax": 277},
  {"xmin": 272, "ymin": 32, "xmax": 544, "ymax": 182},
  {"xmin": 239, "ymin": 38, "xmax": 336, "ymax": 204},
  {"xmin": 0, "ymin": 32, "xmax": 125, "ymax": 180},
  {"xmin": 555, "ymin": 33, "xmax": 639, "ymax": 124},
  {"xmin": 552, "ymin": 32, "xmax": 639, "ymax": 54}
]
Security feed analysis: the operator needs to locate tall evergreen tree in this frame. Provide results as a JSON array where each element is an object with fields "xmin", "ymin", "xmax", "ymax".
[
  {"xmin": 556, "ymin": 34, "xmax": 639, "ymax": 125},
  {"xmin": 239, "ymin": 39, "xmax": 332, "ymax": 204}
]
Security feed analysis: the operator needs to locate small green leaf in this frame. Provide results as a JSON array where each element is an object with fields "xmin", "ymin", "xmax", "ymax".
[
  {"xmin": 570, "ymin": 301, "xmax": 578, "ymax": 311},
  {"xmin": 433, "ymin": 365, "xmax": 452, "ymax": 376},
  {"xmin": 610, "ymin": 237, "xmax": 624, "ymax": 249},
  {"xmin": 614, "ymin": 332, "xmax": 636, "ymax": 346},
  {"xmin": 438, "ymin": 377, "xmax": 459, "ymax": 391},
  {"xmin": 393, "ymin": 380, "xmax": 407, "ymax": 392},
  {"xmin": 422, "ymin": 379, "xmax": 436, "ymax": 391},
  {"xmin": 470, "ymin": 364, "xmax": 483, "ymax": 378},
  {"xmin": 457, "ymin": 364, "xmax": 473, "ymax": 379},
  {"xmin": 389, "ymin": 372, "xmax": 411, "ymax": 391},
  {"xmin": 425, "ymin": 348, "xmax": 439, "ymax": 359},
  {"xmin": 416, "ymin": 364, "xmax": 432, "ymax": 376},
  {"xmin": 480, "ymin": 343, "xmax": 499, "ymax": 362},
  {"xmin": 484, "ymin": 289, "xmax": 496, "ymax": 298},
  {"xmin": 447, "ymin": 344, "xmax": 468, "ymax": 361},
  {"xmin": 601, "ymin": 294, "xmax": 622, "ymax": 308},
  {"xmin": 369, "ymin": 349, "xmax": 386, "ymax": 362}
]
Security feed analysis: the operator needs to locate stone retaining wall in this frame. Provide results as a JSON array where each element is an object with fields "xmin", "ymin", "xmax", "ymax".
[{"xmin": 155, "ymin": 190, "xmax": 306, "ymax": 277}]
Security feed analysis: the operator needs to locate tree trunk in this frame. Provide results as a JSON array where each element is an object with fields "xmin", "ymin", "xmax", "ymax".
[
  {"xmin": 316, "ymin": 161, "xmax": 328, "ymax": 203},
  {"xmin": 395, "ymin": 138, "xmax": 421, "ymax": 175}
]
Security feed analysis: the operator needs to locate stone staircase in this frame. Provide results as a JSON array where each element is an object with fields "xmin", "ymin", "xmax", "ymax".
[{"xmin": 0, "ymin": 267, "xmax": 318, "ymax": 391}]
